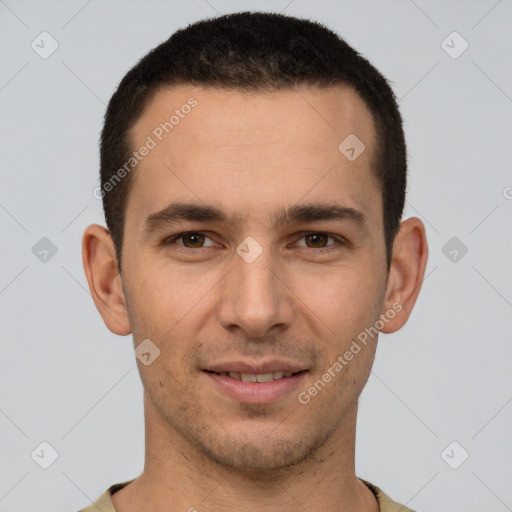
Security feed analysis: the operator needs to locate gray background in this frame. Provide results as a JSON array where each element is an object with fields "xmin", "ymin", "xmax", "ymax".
[{"xmin": 1, "ymin": 0, "xmax": 511, "ymax": 510}]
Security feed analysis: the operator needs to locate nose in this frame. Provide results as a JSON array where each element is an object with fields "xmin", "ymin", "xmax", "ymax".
[{"xmin": 217, "ymin": 245, "xmax": 294, "ymax": 339}]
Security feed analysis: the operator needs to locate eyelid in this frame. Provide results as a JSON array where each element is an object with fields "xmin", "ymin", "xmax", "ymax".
[
  {"xmin": 293, "ymin": 231, "xmax": 345, "ymax": 248},
  {"xmin": 163, "ymin": 231, "xmax": 218, "ymax": 248}
]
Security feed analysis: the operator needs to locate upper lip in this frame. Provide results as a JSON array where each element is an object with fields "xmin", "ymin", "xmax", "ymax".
[{"xmin": 204, "ymin": 360, "xmax": 308, "ymax": 374}]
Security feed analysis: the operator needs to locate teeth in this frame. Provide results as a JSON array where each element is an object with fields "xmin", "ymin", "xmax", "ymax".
[
  {"xmin": 219, "ymin": 371, "xmax": 296, "ymax": 381},
  {"xmin": 256, "ymin": 372, "xmax": 274, "ymax": 383}
]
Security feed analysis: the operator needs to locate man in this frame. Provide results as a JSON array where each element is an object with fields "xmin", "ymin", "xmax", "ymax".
[{"xmin": 81, "ymin": 11, "xmax": 428, "ymax": 512}]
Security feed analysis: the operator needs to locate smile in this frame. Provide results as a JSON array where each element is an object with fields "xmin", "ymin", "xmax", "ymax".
[
  {"xmin": 210, "ymin": 370, "xmax": 301, "ymax": 382},
  {"xmin": 204, "ymin": 369, "xmax": 308, "ymax": 404}
]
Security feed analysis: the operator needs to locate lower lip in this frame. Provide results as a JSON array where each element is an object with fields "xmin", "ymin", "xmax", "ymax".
[{"xmin": 204, "ymin": 371, "xmax": 307, "ymax": 404}]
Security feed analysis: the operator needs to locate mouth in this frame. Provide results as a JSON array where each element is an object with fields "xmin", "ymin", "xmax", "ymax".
[
  {"xmin": 205, "ymin": 369, "xmax": 305, "ymax": 382},
  {"xmin": 203, "ymin": 369, "xmax": 308, "ymax": 404}
]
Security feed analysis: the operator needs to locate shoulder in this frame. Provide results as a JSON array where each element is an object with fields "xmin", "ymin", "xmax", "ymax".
[
  {"xmin": 360, "ymin": 478, "xmax": 418, "ymax": 512},
  {"xmin": 77, "ymin": 479, "xmax": 135, "ymax": 512}
]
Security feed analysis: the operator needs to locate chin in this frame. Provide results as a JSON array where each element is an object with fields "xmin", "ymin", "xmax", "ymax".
[{"xmin": 194, "ymin": 426, "xmax": 331, "ymax": 472}]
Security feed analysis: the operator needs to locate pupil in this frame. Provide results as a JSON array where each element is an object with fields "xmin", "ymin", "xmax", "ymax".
[
  {"xmin": 307, "ymin": 233, "xmax": 327, "ymax": 247},
  {"xmin": 185, "ymin": 233, "xmax": 204, "ymax": 247}
]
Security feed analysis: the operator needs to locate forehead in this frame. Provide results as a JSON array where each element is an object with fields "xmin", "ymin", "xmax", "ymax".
[
  {"xmin": 133, "ymin": 83, "xmax": 375, "ymax": 154},
  {"xmin": 127, "ymin": 84, "xmax": 381, "ymax": 232}
]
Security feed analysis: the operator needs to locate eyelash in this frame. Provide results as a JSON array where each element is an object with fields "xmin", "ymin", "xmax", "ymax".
[{"xmin": 162, "ymin": 231, "xmax": 346, "ymax": 253}]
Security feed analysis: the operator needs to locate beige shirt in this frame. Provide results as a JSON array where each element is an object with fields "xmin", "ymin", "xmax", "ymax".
[{"xmin": 78, "ymin": 478, "xmax": 416, "ymax": 511}]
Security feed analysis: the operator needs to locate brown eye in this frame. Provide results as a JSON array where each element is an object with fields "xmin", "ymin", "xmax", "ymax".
[
  {"xmin": 294, "ymin": 232, "xmax": 344, "ymax": 252},
  {"xmin": 163, "ymin": 231, "xmax": 216, "ymax": 249},
  {"xmin": 304, "ymin": 233, "xmax": 329, "ymax": 248},
  {"xmin": 181, "ymin": 232, "xmax": 206, "ymax": 248}
]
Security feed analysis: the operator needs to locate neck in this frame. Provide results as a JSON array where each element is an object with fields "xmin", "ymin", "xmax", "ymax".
[{"xmin": 112, "ymin": 392, "xmax": 379, "ymax": 512}]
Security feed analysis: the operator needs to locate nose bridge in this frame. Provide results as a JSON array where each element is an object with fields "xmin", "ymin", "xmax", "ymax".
[{"xmin": 218, "ymin": 240, "xmax": 292, "ymax": 337}]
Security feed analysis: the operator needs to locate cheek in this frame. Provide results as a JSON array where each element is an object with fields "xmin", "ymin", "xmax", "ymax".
[
  {"xmin": 128, "ymin": 262, "xmax": 216, "ymax": 335},
  {"xmin": 126, "ymin": 267, "xmax": 216, "ymax": 375},
  {"xmin": 293, "ymin": 262, "xmax": 383, "ymax": 340}
]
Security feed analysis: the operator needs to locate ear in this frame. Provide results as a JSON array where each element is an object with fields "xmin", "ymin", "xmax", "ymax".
[
  {"xmin": 82, "ymin": 224, "xmax": 131, "ymax": 336},
  {"xmin": 379, "ymin": 217, "xmax": 428, "ymax": 333}
]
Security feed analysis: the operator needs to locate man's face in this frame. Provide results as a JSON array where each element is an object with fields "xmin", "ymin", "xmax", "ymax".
[{"xmin": 121, "ymin": 84, "xmax": 389, "ymax": 469}]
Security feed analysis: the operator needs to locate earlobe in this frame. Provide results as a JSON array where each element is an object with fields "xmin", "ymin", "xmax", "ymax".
[
  {"xmin": 379, "ymin": 217, "xmax": 429, "ymax": 334},
  {"xmin": 82, "ymin": 224, "xmax": 132, "ymax": 336}
]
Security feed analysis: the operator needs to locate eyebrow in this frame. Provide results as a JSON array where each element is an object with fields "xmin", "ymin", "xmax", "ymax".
[{"xmin": 143, "ymin": 201, "xmax": 367, "ymax": 235}]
